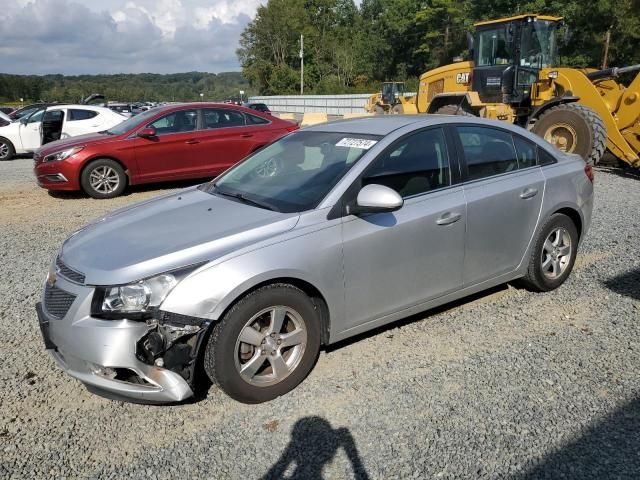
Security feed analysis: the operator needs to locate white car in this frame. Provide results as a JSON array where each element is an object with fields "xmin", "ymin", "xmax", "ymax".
[{"xmin": 0, "ymin": 105, "xmax": 126, "ymax": 160}]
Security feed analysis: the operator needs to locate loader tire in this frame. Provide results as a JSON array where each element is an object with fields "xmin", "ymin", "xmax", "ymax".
[
  {"xmin": 531, "ymin": 103, "xmax": 606, "ymax": 166},
  {"xmin": 434, "ymin": 104, "xmax": 475, "ymax": 117},
  {"xmin": 392, "ymin": 104, "xmax": 404, "ymax": 114},
  {"xmin": 374, "ymin": 105, "xmax": 385, "ymax": 115}
]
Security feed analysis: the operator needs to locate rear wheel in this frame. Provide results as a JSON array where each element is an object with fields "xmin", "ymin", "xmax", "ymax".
[
  {"xmin": 80, "ymin": 158, "xmax": 127, "ymax": 199},
  {"xmin": 519, "ymin": 213, "xmax": 579, "ymax": 292},
  {"xmin": 204, "ymin": 284, "xmax": 321, "ymax": 403},
  {"xmin": 434, "ymin": 104, "xmax": 475, "ymax": 117},
  {"xmin": 374, "ymin": 105, "xmax": 386, "ymax": 115},
  {"xmin": 0, "ymin": 137, "xmax": 15, "ymax": 161},
  {"xmin": 531, "ymin": 103, "xmax": 606, "ymax": 166},
  {"xmin": 392, "ymin": 104, "xmax": 404, "ymax": 114}
]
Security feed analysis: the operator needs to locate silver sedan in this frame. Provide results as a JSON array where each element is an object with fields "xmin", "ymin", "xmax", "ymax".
[{"xmin": 36, "ymin": 115, "xmax": 594, "ymax": 403}]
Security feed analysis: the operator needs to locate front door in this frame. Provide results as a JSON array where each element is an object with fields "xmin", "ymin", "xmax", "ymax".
[
  {"xmin": 133, "ymin": 108, "xmax": 201, "ymax": 182},
  {"xmin": 454, "ymin": 125, "xmax": 545, "ymax": 285},
  {"xmin": 19, "ymin": 108, "xmax": 45, "ymax": 151},
  {"xmin": 341, "ymin": 128, "xmax": 466, "ymax": 332}
]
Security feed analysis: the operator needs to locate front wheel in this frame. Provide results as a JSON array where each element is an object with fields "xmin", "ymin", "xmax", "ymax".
[
  {"xmin": 519, "ymin": 213, "xmax": 579, "ymax": 292},
  {"xmin": 80, "ymin": 159, "xmax": 127, "ymax": 199},
  {"xmin": 204, "ymin": 284, "xmax": 321, "ymax": 403},
  {"xmin": 0, "ymin": 137, "xmax": 15, "ymax": 161}
]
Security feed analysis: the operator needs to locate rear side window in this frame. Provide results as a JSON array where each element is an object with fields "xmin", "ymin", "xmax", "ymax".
[
  {"xmin": 245, "ymin": 113, "xmax": 269, "ymax": 125},
  {"xmin": 538, "ymin": 148, "xmax": 557, "ymax": 166},
  {"xmin": 513, "ymin": 135, "xmax": 537, "ymax": 169},
  {"xmin": 69, "ymin": 109, "xmax": 98, "ymax": 121},
  {"xmin": 364, "ymin": 128, "xmax": 450, "ymax": 198},
  {"xmin": 456, "ymin": 126, "xmax": 518, "ymax": 180},
  {"xmin": 202, "ymin": 109, "xmax": 246, "ymax": 129}
]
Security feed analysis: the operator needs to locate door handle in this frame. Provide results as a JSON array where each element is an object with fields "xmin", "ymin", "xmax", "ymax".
[
  {"xmin": 436, "ymin": 212, "xmax": 462, "ymax": 226},
  {"xmin": 241, "ymin": 133, "xmax": 254, "ymax": 138},
  {"xmin": 520, "ymin": 187, "xmax": 539, "ymax": 199},
  {"xmin": 185, "ymin": 139, "xmax": 200, "ymax": 145}
]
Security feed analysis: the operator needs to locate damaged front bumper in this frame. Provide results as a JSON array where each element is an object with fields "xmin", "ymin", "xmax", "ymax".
[{"xmin": 36, "ymin": 274, "xmax": 211, "ymax": 404}]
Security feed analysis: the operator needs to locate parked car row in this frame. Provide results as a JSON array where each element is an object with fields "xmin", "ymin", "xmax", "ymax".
[
  {"xmin": 34, "ymin": 103, "xmax": 298, "ymax": 197},
  {"xmin": 36, "ymin": 114, "xmax": 594, "ymax": 404}
]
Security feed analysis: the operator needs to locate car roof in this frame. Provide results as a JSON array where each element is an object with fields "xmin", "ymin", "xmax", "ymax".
[{"xmin": 305, "ymin": 114, "xmax": 538, "ymax": 137}]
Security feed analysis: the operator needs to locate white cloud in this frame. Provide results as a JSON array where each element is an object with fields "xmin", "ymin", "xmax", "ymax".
[{"xmin": 0, "ymin": 0, "xmax": 265, "ymax": 74}]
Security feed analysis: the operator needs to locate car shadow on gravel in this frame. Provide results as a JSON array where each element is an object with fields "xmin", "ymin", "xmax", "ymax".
[
  {"xmin": 517, "ymin": 397, "xmax": 640, "ymax": 479},
  {"xmin": 260, "ymin": 416, "xmax": 370, "ymax": 480},
  {"xmin": 595, "ymin": 165, "xmax": 640, "ymax": 181},
  {"xmin": 602, "ymin": 267, "xmax": 640, "ymax": 301}
]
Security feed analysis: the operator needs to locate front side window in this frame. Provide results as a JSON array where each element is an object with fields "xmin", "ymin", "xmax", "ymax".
[
  {"xmin": 149, "ymin": 109, "xmax": 197, "ymax": 135},
  {"xmin": 104, "ymin": 108, "xmax": 158, "ymax": 135},
  {"xmin": 364, "ymin": 128, "xmax": 450, "ymax": 198},
  {"xmin": 477, "ymin": 26, "xmax": 513, "ymax": 66},
  {"xmin": 202, "ymin": 109, "xmax": 245, "ymax": 129},
  {"xmin": 457, "ymin": 126, "xmax": 518, "ymax": 180},
  {"xmin": 203, "ymin": 131, "xmax": 380, "ymax": 213},
  {"xmin": 26, "ymin": 109, "xmax": 45, "ymax": 123},
  {"xmin": 69, "ymin": 109, "xmax": 98, "ymax": 121}
]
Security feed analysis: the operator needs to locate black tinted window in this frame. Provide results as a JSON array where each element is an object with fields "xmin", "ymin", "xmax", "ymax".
[
  {"xmin": 202, "ymin": 108, "xmax": 245, "ymax": 129},
  {"xmin": 149, "ymin": 109, "xmax": 197, "ymax": 134},
  {"xmin": 69, "ymin": 109, "xmax": 98, "ymax": 121},
  {"xmin": 246, "ymin": 113, "xmax": 269, "ymax": 125},
  {"xmin": 457, "ymin": 126, "xmax": 518, "ymax": 180},
  {"xmin": 538, "ymin": 147, "xmax": 557, "ymax": 166},
  {"xmin": 513, "ymin": 135, "xmax": 537, "ymax": 169},
  {"xmin": 364, "ymin": 128, "xmax": 450, "ymax": 198}
]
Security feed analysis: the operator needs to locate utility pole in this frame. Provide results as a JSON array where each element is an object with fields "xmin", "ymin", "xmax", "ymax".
[
  {"xmin": 300, "ymin": 34, "xmax": 304, "ymax": 95},
  {"xmin": 602, "ymin": 27, "xmax": 612, "ymax": 69}
]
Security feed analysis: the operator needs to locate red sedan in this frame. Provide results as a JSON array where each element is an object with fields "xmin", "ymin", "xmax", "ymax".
[{"xmin": 34, "ymin": 103, "xmax": 298, "ymax": 198}]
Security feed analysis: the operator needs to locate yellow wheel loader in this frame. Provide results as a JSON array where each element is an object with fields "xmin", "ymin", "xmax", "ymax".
[
  {"xmin": 412, "ymin": 14, "xmax": 640, "ymax": 166},
  {"xmin": 365, "ymin": 82, "xmax": 418, "ymax": 114}
]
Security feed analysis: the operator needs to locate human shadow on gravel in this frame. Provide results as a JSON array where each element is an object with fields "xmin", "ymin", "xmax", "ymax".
[
  {"xmin": 602, "ymin": 267, "xmax": 640, "ymax": 301},
  {"xmin": 517, "ymin": 397, "xmax": 640, "ymax": 479},
  {"xmin": 261, "ymin": 416, "xmax": 370, "ymax": 480}
]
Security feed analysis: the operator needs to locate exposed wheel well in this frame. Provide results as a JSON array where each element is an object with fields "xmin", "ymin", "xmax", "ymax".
[
  {"xmin": 80, "ymin": 157, "xmax": 130, "ymax": 185},
  {"xmin": 219, "ymin": 277, "xmax": 331, "ymax": 346},
  {"xmin": 553, "ymin": 207, "xmax": 583, "ymax": 239}
]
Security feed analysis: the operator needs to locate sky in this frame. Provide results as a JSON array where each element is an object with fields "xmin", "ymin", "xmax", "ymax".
[{"xmin": 0, "ymin": 0, "xmax": 266, "ymax": 75}]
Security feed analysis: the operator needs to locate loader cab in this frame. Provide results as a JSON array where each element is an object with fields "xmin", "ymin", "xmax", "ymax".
[
  {"xmin": 472, "ymin": 15, "xmax": 561, "ymax": 104},
  {"xmin": 381, "ymin": 82, "xmax": 405, "ymax": 106}
]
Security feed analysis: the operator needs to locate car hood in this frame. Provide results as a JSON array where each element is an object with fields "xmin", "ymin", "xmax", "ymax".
[
  {"xmin": 38, "ymin": 132, "xmax": 120, "ymax": 155},
  {"xmin": 59, "ymin": 187, "xmax": 300, "ymax": 285}
]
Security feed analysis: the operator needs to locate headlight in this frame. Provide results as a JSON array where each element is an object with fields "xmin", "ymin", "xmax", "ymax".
[
  {"xmin": 44, "ymin": 146, "xmax": 84, "ymax": 162},
  {"xmin": 92, "ymin": 266, "xmax": 202, "ymax": 319}
]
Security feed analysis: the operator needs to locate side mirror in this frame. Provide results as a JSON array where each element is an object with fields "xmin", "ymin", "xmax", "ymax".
[
  {"xmin": 351, "ymin": 184, "xmax": 403, "ymax": 215},
  {"xmin": 20, "ymin": 117, "xmax": 28, "ymax": 125},
  {"xmin": 137, "ymin": 126, "xmax": 156, "ymax": 139}
]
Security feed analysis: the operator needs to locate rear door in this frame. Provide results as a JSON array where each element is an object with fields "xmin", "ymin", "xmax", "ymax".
[
  {"xmin": 133, "ymin": 107, "xmax": 201, "ymax": 182},
  {"xmin": 193, "ymin": 108, "xmax": 263, "ymax": 177},
  {"xmin": 63, "ymin": 108, "xmax": 101, "ymax": 137},
  {"xmin": 454, "ymin": 125, "xmax": 545, "ymax": 285}
]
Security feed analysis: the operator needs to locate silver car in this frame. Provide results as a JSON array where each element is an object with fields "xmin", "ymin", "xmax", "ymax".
[{"xmin": 36, "ymin": 116, "xmax": 594, "ymax": 404}]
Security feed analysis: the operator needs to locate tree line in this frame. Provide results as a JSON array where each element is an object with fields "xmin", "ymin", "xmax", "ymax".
[
  {"xmin": 238, "ymin": 0, "xmax": 640, "ymax": 95},
  {"xmin": 0, "ymin": 72, "xmax": 252, "ymax": 104}
]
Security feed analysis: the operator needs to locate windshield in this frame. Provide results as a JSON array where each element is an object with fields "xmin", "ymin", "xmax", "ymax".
[
  {"xmin": 104, "ymin": 108, "xmax": 158, "ymax": 135},
  {"xmin": 203, "ymin": 131, "xmax": 381, "ymax": 213},
  {"xmin": 520, "ymin": 20, "xmax": 558, "ymax": 68},
  {"xmin": 477, "ymin": 26, "xmax": 513, "ymax": 66}
]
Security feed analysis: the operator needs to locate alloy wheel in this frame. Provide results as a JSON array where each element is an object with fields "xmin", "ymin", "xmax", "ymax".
[
  {"xmin": 89, "ymin": 166, "xmax": 120, "ymax": 194},
  {"xmin": 0, "ymin": 143, "xmax": 9, "ymax": 159},
  {"xmin": 541, "ymin": 227, "xmax": 572, "ymax": 279},
  {"xmin": 234, "ymin": 306, "xmax": 307, "ymax": 387}
]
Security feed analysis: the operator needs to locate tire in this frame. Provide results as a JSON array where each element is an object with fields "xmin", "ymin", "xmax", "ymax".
[
  {"xmin": 374, "ymin": 105, "xmax": 386, "ymax": 115},
  {"xmin": 434, "ymin": 104, "xmax": 475, "ymax": 117},
  {"xmin": 531, "ymin": 103, "xmax": 606, "ymax": 166},
  {"xmin": 80, "ymin": 158, "xmax": 127, "ymax": 199},
  {"xmin": 392, "ymin": 104, "xmax": 404, "ymax": 114},
  {"xmin": 204, "ymin": 284, "xmax": 322, "ymax": 403},
  {"xmin": 0, "ymin": 137, "xmax": 15, "ymax": 161},
  {"xmin": 519, "ymin": 213, "xmax": 579, "ymax": 292}
]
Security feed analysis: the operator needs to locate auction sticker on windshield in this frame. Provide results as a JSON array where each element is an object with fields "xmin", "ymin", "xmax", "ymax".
[{"xmin": 336, "ymin": 138, "xmax": 378, "ymax": 149}]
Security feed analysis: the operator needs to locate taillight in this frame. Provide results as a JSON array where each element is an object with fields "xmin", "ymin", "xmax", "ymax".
[
  {"xmin": 286, "ymin": 125, "xmax": 299, "ymax": 132},
  {"xmin": 584, "ymin": 164, "xmax": 594, "ymax": 183}
]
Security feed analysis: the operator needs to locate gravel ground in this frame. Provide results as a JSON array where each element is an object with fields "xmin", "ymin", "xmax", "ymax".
[{"xmin": 1, "ymin": 158, "xmax": 639, "ymax": 479}]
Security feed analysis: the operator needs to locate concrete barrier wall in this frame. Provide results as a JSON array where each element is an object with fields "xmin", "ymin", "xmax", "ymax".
[{"xmin": 248, "ymin": 94, "xmax": 372, "ymax": 115}]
